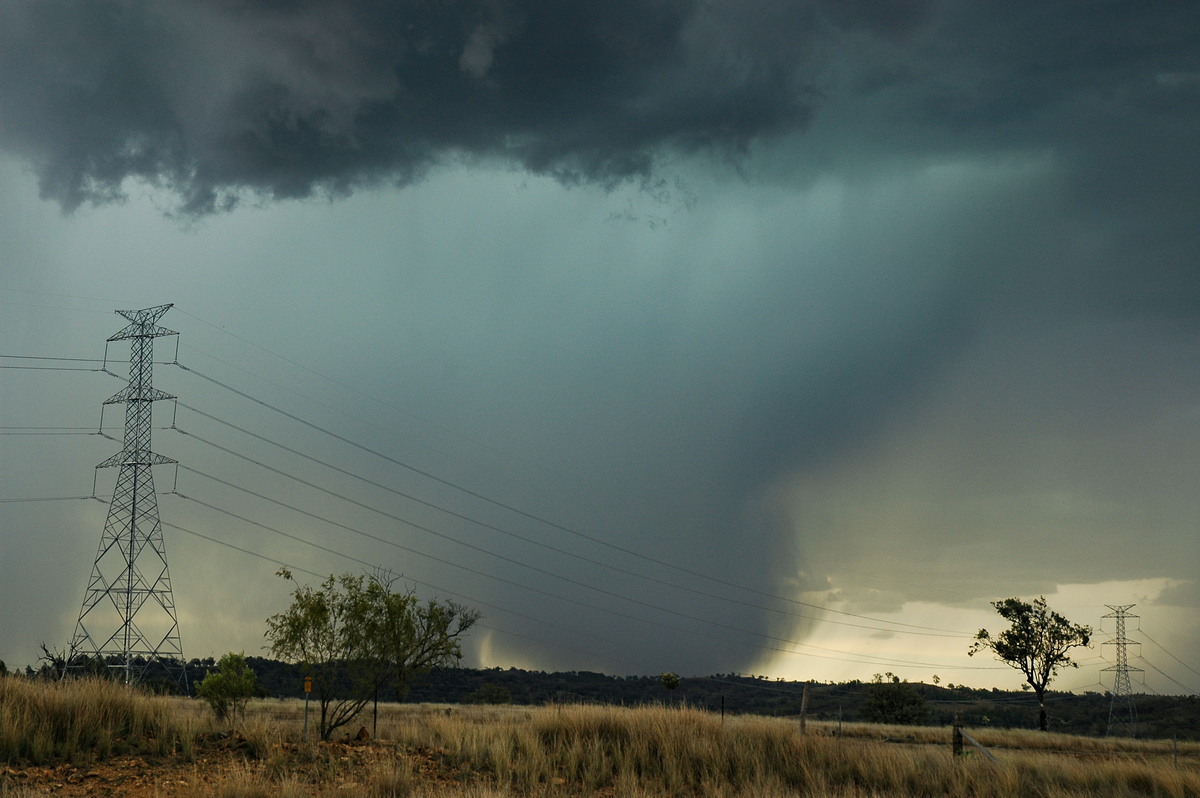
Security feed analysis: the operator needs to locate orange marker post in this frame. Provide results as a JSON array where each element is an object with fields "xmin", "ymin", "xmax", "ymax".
[{"xmin": 303, "ymin": 676, "xmax": 312, "ymax": 739}]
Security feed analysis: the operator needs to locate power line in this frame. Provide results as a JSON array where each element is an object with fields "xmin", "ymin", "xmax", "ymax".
[
  {"xmin": 1138, "ymin": 628, "xmax": 1200, "ymax": 683},
  {"xmin": 0, "ymin": 354, "xmax": 105, "ymax": 363},
  {"xmin": 1134, "ymin": 655, "xmax": 1199, "ymax": 697},
  {"xmin": 173, "ymin": 311, "xmax": 538, "ymax": 479},
  {"xmin": 0, "ymin": 426, "xmax": 97, "ymax": 430},
  {"xmin": 0, "ymin": 288, "xmax": 124, "ymax": 307},
  {"xmin": 3, "ymin": 339, "xmax": 973, "ymax": 639},
  {"xmin": 164, "ymin": 497, "xmax": 773, "ymax": 667},
  {"xmin": 0, "ymin": 323, "xmax": 996, "ymax": 672},
  {"xmin": 169, "ymin": 361, "xmax": 971, "ymax": 637},
  {"xmin": 161, "ymin": 517, "xmax": 659, "ymax": 666},
  {"xmin": 164, "ymin": 482, "xmax": 999, "ymax": 672},
  {"xmin": 167, "ymin": 489, "xmax": 709, "ymax": 645},
  {"xmin": 171, "ymin": 401, "xmax": 963, "ymax": 639},
  {"xmin": 165, "ymin": 433, "xmax": 990, "ymax": 667},
  {"xmin": 0, "ymin": 430, "xmax": 100, "ymax": 436},
  {"xmin": 163, "ymin": 519, "xmax": 321, "ymax": 578},
  {"xmin": 0, "ymin": 495, "xmax": 96, "ymax": 503},
  {"xmin": 0, "ymin": 364, "xmax": 103, "ymax": 371}
]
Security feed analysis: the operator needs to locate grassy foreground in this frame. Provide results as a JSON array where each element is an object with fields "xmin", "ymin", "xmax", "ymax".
[{"xmin": 2, "ymin": 677, "xmax": 1198, "ymax": 797}]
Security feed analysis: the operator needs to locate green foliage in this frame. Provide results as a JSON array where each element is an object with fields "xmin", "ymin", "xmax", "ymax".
[
  {"xmin": 660, "ymin": 672, "xmax": 681, "ymax": 691},
  {"xmin": 265, "ymin": 569, "xmax": 479, "ymax": 741},
  {"xmin": 969, "ymin": 596, "xmax": 1092, "ymax": 731},
  {"xmin": 858, "ymin": 673, "xmax": 930, "ymax": 725},
  {"xmin": 266, "ymin": 571, "xmax": 384, "ymax": 740},
  {"xmin": 373, "ymin": 571, "xmax": 480, "ymax": 700},
  {"xmin": 464, "ymin": 683, "xmax": 513, "ymax": 704},
  {"xmin": 196, "ymin": 652, "xmax": 259, "ymax": 725}
]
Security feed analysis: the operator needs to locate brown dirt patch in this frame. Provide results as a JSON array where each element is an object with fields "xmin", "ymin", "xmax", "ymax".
[{"xmin": 1, "ymin": 737, "xmax": 452, "ymax": 797}]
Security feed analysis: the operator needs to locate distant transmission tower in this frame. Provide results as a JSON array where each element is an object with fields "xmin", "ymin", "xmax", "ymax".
[
  {"xmin": 69, "ymin": 304, "xmax": 186, "ymax": 688},
  {"xmin": 1102, "ymin": 604, "xmax": 1140, "ymax": 738}
]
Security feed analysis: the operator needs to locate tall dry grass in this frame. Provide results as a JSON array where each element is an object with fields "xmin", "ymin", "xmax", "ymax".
[
  {"xmin": 380, "ymin": 703, "xmax": 1199, "ymax": 797},
  {"xmin": 0, "ymin": 675, "xmax": 196, "ymax": 765},
  {"xmin": 3, "ymin": 678, "xmax": 1198, "ymax": 796}
]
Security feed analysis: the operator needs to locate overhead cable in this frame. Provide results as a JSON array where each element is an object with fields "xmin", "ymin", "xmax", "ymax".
[{"xmin": 171, "ymin": 361, "xmax": 971, "ymax": 636}]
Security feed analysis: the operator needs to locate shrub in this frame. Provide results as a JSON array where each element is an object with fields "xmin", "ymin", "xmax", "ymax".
[
  {"xmin": 464, "ymin": 683, "xmax": 512, "ymax": 704},
  {"xmin": 859, "ymin": 674, "xmax": 930, "ymax": 725},
  {"xmin": 197, "ymin": 652, "xmax": 260, "ymax": 725}
]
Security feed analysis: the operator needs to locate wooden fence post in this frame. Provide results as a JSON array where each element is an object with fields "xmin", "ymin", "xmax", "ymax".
[{"xmin": 800, "ymin": 681, "xmax": 810, "ymax": 735}]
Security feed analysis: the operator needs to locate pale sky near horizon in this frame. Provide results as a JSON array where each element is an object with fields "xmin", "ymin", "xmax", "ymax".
[{"xmin": 1, "ymin": 0, "xmax": 1198, "ymax": 697}]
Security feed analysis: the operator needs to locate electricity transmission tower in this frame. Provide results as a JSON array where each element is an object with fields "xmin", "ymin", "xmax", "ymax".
[
  {"xmin": 1102, "ymin": 604, "xmax": 1140, "ymax": 738},
  {"xmin": 68, "ymin": 304, "xmax": 186, "ymax": 688}
]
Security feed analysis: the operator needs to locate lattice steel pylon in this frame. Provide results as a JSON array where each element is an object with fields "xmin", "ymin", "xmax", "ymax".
[
  {"xmin": 68, "ymin": 304, "xmax": 186, "ymax": 688},
  {"xmin": 1102, "ymin": 604, "xmax": 1140, "ymax": 738}
]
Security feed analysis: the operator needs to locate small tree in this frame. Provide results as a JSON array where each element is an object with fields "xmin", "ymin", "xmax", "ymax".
[
  {"xmin": 266, "ymin": 570, "xmax": 387, "ymax": 740},
  {"xmin": 266, "ymin": 569, "xmax": 479, "ymax": 741},
  {"xmin": 196, "ymin": 652, "xmax": 259, "ymax": 726},
  {"xmin": 969, "ymin": 596, "xmax": 1092, "ymax": 731},
  {"xmin": 372, "ymin": 571, "xmax": 480, "ymax": 700},
  {"xmin": 859, "ymin": 673, "xmax": 929, "ymax": 725}
]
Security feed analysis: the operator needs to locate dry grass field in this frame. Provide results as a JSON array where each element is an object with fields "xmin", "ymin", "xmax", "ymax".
[{"xmin": 2, "ymin": 676, "xmax": 1198, "ymax": 797}]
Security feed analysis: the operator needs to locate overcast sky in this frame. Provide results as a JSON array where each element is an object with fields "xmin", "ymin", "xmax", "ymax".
[{"xmin": 2, "ymin": 0, "xmax": 1199, "ymax": 696}]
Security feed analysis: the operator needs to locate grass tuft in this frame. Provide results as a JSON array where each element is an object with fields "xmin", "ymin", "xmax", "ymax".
[{"xmin": 0, "ymin": 676, "xmax": 194, "ymax": 765}]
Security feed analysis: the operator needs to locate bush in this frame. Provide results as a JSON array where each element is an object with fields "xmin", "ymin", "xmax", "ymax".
[
  {"xmin": 859, "ymin": 674, "xmax": 930, "ymax": 725},
  {"xmin": 464, "ymin": 683, "xmax": 512, "ymax": 704},
  {"xmin": 197, "ymin": 652, "xmax": 259, "ymax": 725}
]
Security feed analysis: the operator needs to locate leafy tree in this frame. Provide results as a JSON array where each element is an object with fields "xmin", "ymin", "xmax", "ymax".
[
  {"xmin": 659, "ymin": 672, "xmax": 681, "ymax": 704},
  {"xmin": 969, "ymin": 596, "xmax": 1092, "ymax": 731},
  {"xmin": 859, "ymin": 673, "xmax": 930, "ymax": 725},
  {"xmin": 265, "ymin": 569, "xmax": 479, "ymax": 740},
  {"xmin": 372, "ymin": 571, "xmax": 480, "ymax": 700},
  {"xmin": 196, "ymin": 652, "xmax": 260, "ymax": 725},
  {"xmin": 266, "ymin": 570, "xmax": 388, "ymax": 740}
]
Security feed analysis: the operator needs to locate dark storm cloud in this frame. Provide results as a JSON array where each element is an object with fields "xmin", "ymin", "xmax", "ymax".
[
  {"xmin": 0, "ymin": 0, "xmax": 824, "ymax": 214},
  {"xmin": 911, "ymin": 5, "xmax": 1200, "ymax": 310},
  {"xmin": 3, "ymin": 1, "xmax": 1200, "ymax": 683},
  {"xmin": 840, "ymin": 3, "xmax": 1200, "ymax": 135},
  {"xmin": 5, "ymin": 0, "xmax": 1196, "ymax": 218}
]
